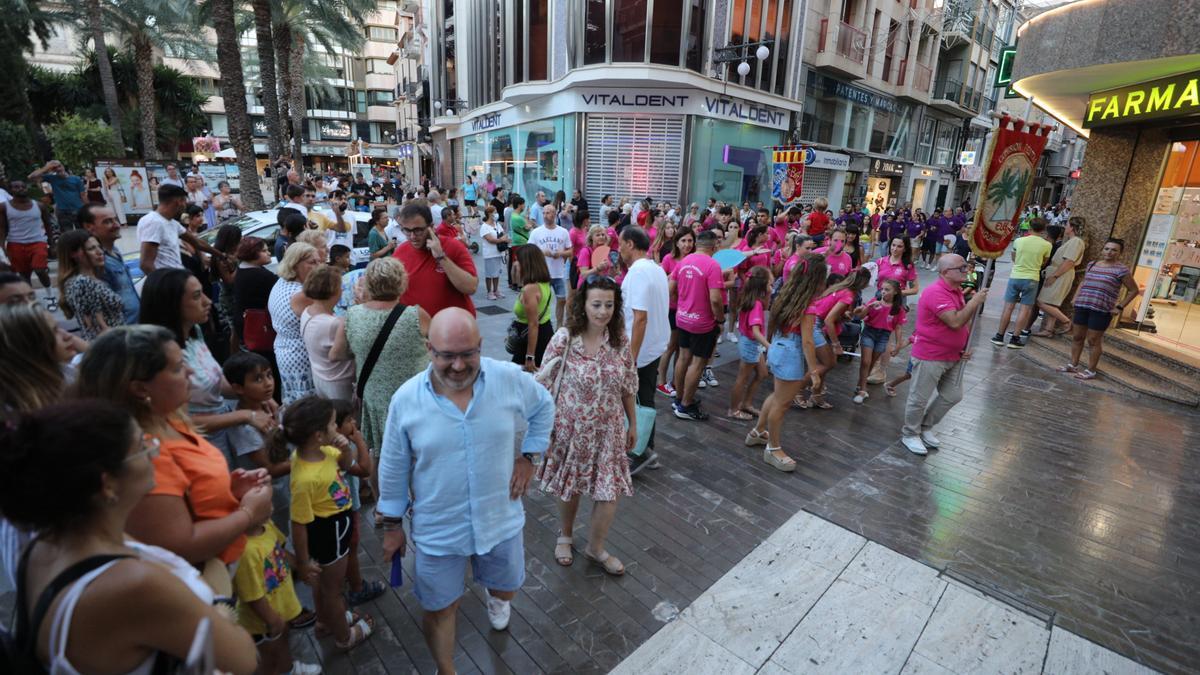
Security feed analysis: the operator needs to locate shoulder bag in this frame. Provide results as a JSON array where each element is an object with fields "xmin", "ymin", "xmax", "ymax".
[
  {"xmin": 356, "ymin": 303, "xmax": 406, "ymax": 400},
  {"xmin": 242, "ymin": 308, "xmax": 276, "ymax": 352}
]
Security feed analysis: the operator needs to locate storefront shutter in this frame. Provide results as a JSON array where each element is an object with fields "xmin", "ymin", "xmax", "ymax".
[
  {"xmin": 800, "ymin": 167, "xmax": 832, "ymax": 205},
  {"xmin": 584, "ymin": 115, "xmax": 685, "ymax": 206},
  {"xmin": 452, "ymin": 139, "xmax": 465, "ymax": 188}
]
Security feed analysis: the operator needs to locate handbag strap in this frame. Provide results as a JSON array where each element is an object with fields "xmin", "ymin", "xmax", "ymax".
[
  {"xmin": 552, "ymin": 334, "xmax": 574, "ymax": 399},
  {"xmin": 356, "ymin": 303, "xmax": 406, "ymax": 400}
]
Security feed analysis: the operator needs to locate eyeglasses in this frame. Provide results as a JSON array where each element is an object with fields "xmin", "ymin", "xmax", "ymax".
[
  {"xmin": 125, "ymin": 434, "xmax": 161, "ymax": 463},
  {"xmin": 952, "ymin": 264, "xmax": 971, "ymax": 273},
  {"xmin": 429, "ymin": 347, "xmax": 481, "ymax": 363},
  {"xmin": 585, "ymin": 273, "xmax": 615, "ymax": 285},
  {"xmin": 401, "ymin": 227, "xmax": 427, "ymax": 236}
]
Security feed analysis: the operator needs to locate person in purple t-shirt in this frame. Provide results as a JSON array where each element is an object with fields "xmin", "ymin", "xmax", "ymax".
[{"xmin": 920, "ymin": 209, "xmax": 943, "ymax": 270}]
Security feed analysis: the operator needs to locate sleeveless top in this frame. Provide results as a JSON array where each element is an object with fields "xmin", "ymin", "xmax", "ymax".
[
  {"xmin": 513, "ymin": 282, "xmax": 553, "ymax": 325},
  {"xmin": 3, "ymin": 201, "xmax": 46, "ymax": 244}
]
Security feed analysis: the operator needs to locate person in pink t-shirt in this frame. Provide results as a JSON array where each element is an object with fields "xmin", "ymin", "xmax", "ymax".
[
  {"xmin": 797, "ymin": 268, "xmax": 871, "ymax": 409},
  {"xmin": 853, "ymin": 279, "xmax": 907, "ymax": 404},
  {"xmin": 575, "ymin": 225, "xmax": 615, "ymax": 288},
  {"xmin": 867, "ymin": 235, "xmax": 921, "ymax": 383},
  {"xmin": 668, "ymin": 230, "xmax": 724, "ymax": 420},
  {"xmin": 567, "ymin": 209, "xmax": 591, "ymax": 291},
  {"xmin": 813, "ymin": 229, "xmax": 854, "ymax": 278},
  {"xmin": 778, "ymin": 232, "xmax": 816, "ymax": 283},
  {"xmin": 656, "ymin": 227, "xmax": 695, "ymax": 397},
  {"xmin": 728, "ymin": 266, "xmax": 772, "ymax": 420},
  {"xmin": 728, "ymin": 226, "xmax": 771, "ymax": 342},
  {"xmin": 900, "ymin": 254, "xmax": 988, "ymax": 456}
]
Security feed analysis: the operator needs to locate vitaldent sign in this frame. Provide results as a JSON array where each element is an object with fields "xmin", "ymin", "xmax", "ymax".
[{"xmin": 1083, "ymin": 70, "xmax": 1200, "ymax": 129}]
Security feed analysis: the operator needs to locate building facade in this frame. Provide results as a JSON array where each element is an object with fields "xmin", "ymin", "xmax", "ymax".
[
  {"xmin": 1014, "ymin": 0, "xmax": 1200, "ymax": 366},
  {"xmin": 29, "ymin": 2, "xmax": 423, "ymax": 178},
  {"xmin": 426, "ymin": 0, "xmax": 807, "ymax": 209}
]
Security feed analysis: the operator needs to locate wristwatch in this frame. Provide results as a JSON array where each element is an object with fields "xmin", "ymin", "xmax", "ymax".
[
  {"xmin": 521, "ymin": 452, "xmax": 538, "ymax": 463},
  {"xmin": 525, "ymin": 354, "xmax": 535, "ymax": 362}
]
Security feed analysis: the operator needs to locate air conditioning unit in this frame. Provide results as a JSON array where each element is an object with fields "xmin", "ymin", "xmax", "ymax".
[{"xmin": 400, "ymin": 0, "xmax": 420, "ymax": 14}]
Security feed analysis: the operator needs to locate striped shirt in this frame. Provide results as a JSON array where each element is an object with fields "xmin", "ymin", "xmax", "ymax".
[{"xmin": 1074, "ymin": 262, "xmax": 1130, "ymax": 312}]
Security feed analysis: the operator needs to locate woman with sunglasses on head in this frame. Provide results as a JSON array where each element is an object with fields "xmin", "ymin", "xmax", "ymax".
[
  {"xmin": 536, "ymin": 275, "xmax": 637, "ymax": 576},
  {"xmin": 75, "ymin": 326, "xmax": 274, "ymax": 576},
  {"xmin": 0, "ymin": 400, "xmax": 258, "ymax": 674}
]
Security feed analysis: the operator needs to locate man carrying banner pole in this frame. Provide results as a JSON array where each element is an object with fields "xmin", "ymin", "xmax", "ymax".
[{"xmin": 900, "ymin": 113, "xmax": 1051, "ymax": 456}]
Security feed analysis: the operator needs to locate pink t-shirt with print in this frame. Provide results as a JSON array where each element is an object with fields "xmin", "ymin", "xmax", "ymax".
[
  {"xmin": 569, "ymin": 227, "xmax": 588, "ymax": 256},
  {"xmin": 864, "ymin": 302, "xmax": 907, "ymax": 332},
  {"xmin": 805, "ymin": 288, "xmax": 854, "ymax": 336},
  {"xmin": 662, "ymin": 253, "xmax": 680, "ymax": 308},
  {"xmin": 738, "ymin": 299, "xmax": 766, "ymax": 338},
  {"xmin": 912, "ymin": 277, "xmax": 967, "ymax": 361},
  {"xmin": 671, "ymin": 252, "xmax": 723, "ymax": 333},
  {"xmin": 875, "ymin": 256, "xmax": 917, "ymax": 289},
  {"xmin": 814, "ymin": 246, "xmax": 854, "ymax": 277}
]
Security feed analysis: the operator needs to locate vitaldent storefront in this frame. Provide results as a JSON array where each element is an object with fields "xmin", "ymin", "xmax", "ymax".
[
  {"xmin": 1013, "ymin": 0, "xmax": 1200, "ymax": 365},
  {"xmin": 438, "ymin": 87, "xmax": 795, "ymax": 209}
]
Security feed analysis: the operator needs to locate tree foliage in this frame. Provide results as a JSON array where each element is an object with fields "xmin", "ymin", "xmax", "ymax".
[
  {"xmin": 44, "ymin": 114, "xmax": 123, "ymax": 169},
  {"xmin": 0, "ymin": 120, "xmax": 37, "ymax": 180}
]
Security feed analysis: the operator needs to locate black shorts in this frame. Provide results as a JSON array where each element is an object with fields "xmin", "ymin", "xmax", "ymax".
[
  {"xmin": 1073, "ymin": 307, "xmax": 1113, "ymax": 332},
  {"xmin": 306, "ymin": 510, "xmax": 353, "ymax": 566},
  {"xmin": 668, "ymin": 308, "xmax": 677, "ymax": 330},
  {"xmin": 922, "ymin": 235, "xmax": 938, "ymax": 253},
  {"xmin": 568, "ymin": 258, "xmax": 580, "ymax": 290},
  {"xmin": 678, "ymin": 326, "xmax": 720, "ymax": 360}
]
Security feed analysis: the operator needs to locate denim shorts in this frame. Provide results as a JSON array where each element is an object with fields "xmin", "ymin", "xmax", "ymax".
[
  {"xmin": 413, "ymin": 532, "xmax": 525, "ymax": 611},
  {"xmin": 738, "ymin": 333, "xmax": 763, "ymax": 364},
  {"xmin": 767, "ymin": 332, "xmax": 808, "ymax": 381},
  {"xmin": 1004, "ymin": 277, "xmax": 1039, "ymax": 306},
  {"xmin": 860, "ymin": 325, "xmax": 892, "ymax": 352},
  {"xmin": 549, "ymin": 277, "xmax": 567, "ymax": 298},
  {"xmin": 812, "ymin": 320, "xmax": 829, "ymax": 348}
]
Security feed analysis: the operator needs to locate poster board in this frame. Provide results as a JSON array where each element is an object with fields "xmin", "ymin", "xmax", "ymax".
[{"xmin": 95, "ymin": 160, "xmax": 155, "ymax": 215}]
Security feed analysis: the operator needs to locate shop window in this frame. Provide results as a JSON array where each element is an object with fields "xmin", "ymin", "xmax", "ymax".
[
  {"xmin": 847, "ymin": 103, "xmax": 871, "ymax": 152},
  {"xmin": 649, "ymin": 0, "xmax": 684, "ymax": 66},
  {"xmin": 530, "ymin": 0, "xmax": 549, "ymax": 80},
  {"xmin": 584, "ymin": 0, "xmax": 607, "ymax": 64},
  {"xmin": 522, "ymin": 119, "xmax": 561, "ymax": 197},
  {"xmin": 612, "ymin": 0, "xmax": 648, "ymax": 62},
  {"xmin": 800, "ymin": 96, "xmax": 837, "ymax": 146},
  {"xmin": 368, "ymin": 90, "xmax": 393, "ymax": 106},
  {"xmin": 210, "ymin": 115, "xmax": 228, "ymax": 138}
]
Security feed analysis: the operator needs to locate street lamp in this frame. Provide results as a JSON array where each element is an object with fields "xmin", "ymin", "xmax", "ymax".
[
  {"xmin": 433, "ymin": 98, "xmax": 467, "ymax": 116},
  {"xmin": 712, "ymin": 39, "xmax": 773, "ymax": 87}
]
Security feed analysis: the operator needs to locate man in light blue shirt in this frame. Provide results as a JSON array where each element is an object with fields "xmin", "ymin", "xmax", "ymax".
[
  {"xmin": 528, "ymin": 190, "xmax": 546, "ymax": 227},
  {"xmin": 80, "ymin": 203, "xmax": 140, "ymax": 324},
  {"xmin": 378, "ymin": 307, "xmax": 553, "ymax": 671}
]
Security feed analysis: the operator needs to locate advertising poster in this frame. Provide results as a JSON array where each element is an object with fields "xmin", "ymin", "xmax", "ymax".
[
  {"xmin": 770, "ymin": 146, "xmax": 805, "ymax": 209},
  {"xmin": 198, "ymin": 163, "xmax": 229, "ymax": 195},
  {"xmin": 96, "ymin": 160, "xmax": 155, "ymax": 215},
  {"xmin": 223, "ymin": 163, "xmax": 241, "ymax": 193},
  {"xmin": 145, "ymin": 163, "xmax": 169, "ymax": 207},
  {"xmin": 965, "ymin": 115, "xmax": 1052, "ymax": 259}
]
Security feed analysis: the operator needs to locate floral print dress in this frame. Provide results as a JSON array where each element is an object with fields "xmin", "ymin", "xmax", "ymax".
[
  {"xmin": 268, "ymin": 278, "xmax": 314, "ymax": 405},
  {"xmin": 535, "ymin": 327, "xmax": 638, "ymax": 501},
  {"xmin": 63, "ymin": 275, "xmax": 125, "ymax": 340}
]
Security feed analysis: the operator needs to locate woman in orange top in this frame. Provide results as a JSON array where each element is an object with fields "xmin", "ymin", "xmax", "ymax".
[{"xmin": 76, "ymin": 325, "xmax": 274, "ymax": 567}]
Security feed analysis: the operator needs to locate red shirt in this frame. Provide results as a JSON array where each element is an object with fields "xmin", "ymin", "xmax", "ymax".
[
  {"xmin": 393, "ymin": 235, "xmax": 477, "ymax": 316},
  {"xmin": 435, "ymin": 222, "xmax": 460, "ymax": 239},
  {"xmin": 807, "ymin": 211, "xmax": 830, "ymax": 237}
]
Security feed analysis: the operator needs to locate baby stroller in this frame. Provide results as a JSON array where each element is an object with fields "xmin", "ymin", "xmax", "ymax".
[{"xmin": 837, "ymin": 291, "xmax": 864, "ymax": 361}]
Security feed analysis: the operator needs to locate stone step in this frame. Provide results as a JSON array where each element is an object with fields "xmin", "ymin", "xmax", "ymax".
[
  {"xmin": 1019, "ymin": 335, "xmax": 1200, "ymax": 407},
  {"xmin": 1106, "ymin": 328, "xmax": 1200, "ymax": 380}
]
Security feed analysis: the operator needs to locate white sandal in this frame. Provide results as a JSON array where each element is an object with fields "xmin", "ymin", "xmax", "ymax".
[
  {"xmin": 744, "ymin": 428, "xmax": 769, "ymax": 447},
  {"xmin": 763, "ymin": 446, "xmax": 796, "ymax": 473},
  {"xmin": 335, "ymin": 616, "xmax": 374, "ymax": 651},
  {"xmin": 554, "ymin": 534, "xmax": 574, "ymax": 566}
]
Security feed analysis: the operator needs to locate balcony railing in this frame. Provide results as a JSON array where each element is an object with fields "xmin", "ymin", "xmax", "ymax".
[
  {"xmin": 818, "ymin": 19, "xmax": 867, "ymax": 63},
  {"xmin": 932, "ymin": 78, "xmax": 963, "ymax": 101}
]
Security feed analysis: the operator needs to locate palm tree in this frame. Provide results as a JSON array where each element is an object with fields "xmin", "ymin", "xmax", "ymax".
[
  {"xmin": 84, "ymin": 0, "xmax": 124, "ymax": 148},
  {"xmin": 985, "ymin": 167, "xmax": 1028, "ymax": 222},
  {"xmin": 207, "ymin": 0, "xmax": 265, "ymax": 210},
  {"xmin": 0, "ymin": 0, "xmax": 54, "ymax": 136},
  {"xmin": 251, "ymin": 0, "xmax": 285, "ymax": 161}
]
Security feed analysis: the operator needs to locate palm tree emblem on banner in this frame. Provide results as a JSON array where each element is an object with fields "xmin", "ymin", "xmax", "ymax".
[{"xmin": 966, "ymin": 115, "xmax": 1053, "ymax": 259}]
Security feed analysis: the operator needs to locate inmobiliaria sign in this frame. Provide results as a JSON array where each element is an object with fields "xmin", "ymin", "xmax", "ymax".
[{"xmin": 965, "ymin": 114, "xmax": 1051, "ymax": 259}]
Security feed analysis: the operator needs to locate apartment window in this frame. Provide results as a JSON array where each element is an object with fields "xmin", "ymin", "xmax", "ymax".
[
  {"xmin": 882, "ymin": 20, "xmax": 899, "ymax": 83},
  {"xmin": 510, "ymin": 0, "xmax": 524, "ymax": 83},
  {"xmin": 584, "ymin": 0, "xmax": 607, "ymax": 64},
  {"xmin": 368, "ymin": 59, "xmax": 391, "ymax": 74},
  {"xmin": 209, "ymin": 115, "xmax": 228, "ymax": 138},
  {"xmin": 685, "ymin": 0, "xmax": 707, "ymax": 72},
  {"xmin": 368, "ymin": 90, "xmax": 393, "ymax": 106},
  {"xmin": 368, "ymin": 26, "xmax": 398, "ymax": 42},
  {"xmin": 649, "ymin": 0, "xmax": 684, "ymax": 66},
  {"xmin": 612, "ymin": 0, "xmax": 648, "ymax": 62},
  {"xmin": 442, "ymin": 0, "xmax": 458, "ymax": 101},
  {"xmin": 916, "ymin": 116, "xmax": 934, "ymax": 165},
  {"xmin": 371, "ymin": 122, "xmax": 398, "ymax": 144},
  {"xmin": 377, "ymin": 0, "xmax": 397, "ymax": 10},
  {"xmin": 356, "ymin": 90, "xmax": 368, "ymax": 114},
  {"xmin": 730, "ymin": 0, "xmax": 796, "ymax": 94},
  {"xmin": 530, "ymin": 0, "xmax": 549, "ymax": 79}
]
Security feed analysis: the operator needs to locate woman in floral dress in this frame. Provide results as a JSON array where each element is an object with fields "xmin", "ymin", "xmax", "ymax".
[{"xmin": 536, "ymin": 275, "xmax": 637, "ymax": 576}]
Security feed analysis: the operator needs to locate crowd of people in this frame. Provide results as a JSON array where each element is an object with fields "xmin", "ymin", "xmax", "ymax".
[{"xmin": 0, "ymin": 156, "xmax": 1143, "ymax": 673}]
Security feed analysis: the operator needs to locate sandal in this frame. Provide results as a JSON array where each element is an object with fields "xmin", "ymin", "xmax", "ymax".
[
  {"xmin": 335, "ymin": 616, "xmax": 374, "ymax": 651},
  {"xmin": 792, "ymin": 394, "xmax": 812, "ymax": 409},
  {"xmin": 316, "ymin": 611, "xmax": 374, "ymax": 638},
  {"xmin": 741, "ymin": 406, "xmax": 761, "ymax": 416},
  {"xmin": 727, "ymin": 409, "xmax": 754, "ymax": 420},
  {"xmin": 555, "ymin": 534, "xmax": 574, "ymax": 566},
  {"xmin": 1074, "ymin": 368, "xmax": 1097, "ymax": 380},
  {"xmin": 288, "ymin": 607, "xmax": 317, "ymax": 629},
  {"xmin": 1052, "ymin": 327, "xmax": 1071, "ymax": 336},
  {"xmin": 1056, "ymin": 363, "xmax": 1079, "ymax": 374},
  {"xmin": 584, "ymin": 549, "xmax": 625, "ymax": 576},
  {"xmin": 811, "ymin": 394, "xmax": 834, "ymax": 410},
  {"xmin": 744, "ymin": 428, "xmax": 769, "ymax": 447},
  {"xmin": 346, "ymin": 579, "xmax": 387, "ymax": 606},
  {"xmin": 884, "ymin": 383, "xmax": 897, "ymax": 397},
  {"xmin": 1031, "ymin": 330, "xmax": 1055, "ymax": 338},
  {"xmin": 762, "ymin": 446, "xmax": 796, "ymax": 473}
]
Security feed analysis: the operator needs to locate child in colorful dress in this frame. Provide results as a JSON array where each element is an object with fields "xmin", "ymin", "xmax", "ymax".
[
  {"xmin": 233, "ymin": 521, "xmax": 321, "ymax": 674},
  {"xmin": 329, "ymin": 399, "xmax": 386, "ymax": 607},
  {"xmin": 266, "ymin": 395, "xmax": 374, "ymax": 651}
]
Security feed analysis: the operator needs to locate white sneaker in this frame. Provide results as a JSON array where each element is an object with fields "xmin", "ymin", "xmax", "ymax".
[
  {"xmin": 717, "ymin": 332, "xmax": 725, "ymax": 344},
  {"xmin": 698, "ymin": 378, "xmax": 707, "ymax": 389},
  {"xmin": 702, "ymin": 367, "xmax": 719, "ymax": 387},
  {"xmin": 728, "ymin": 332, "xmax": 740, "ymax": 343},
  {"xmin": 901, "ymin": 435, "xmax": 928, "ymax": 456},
  {"xmin": 292, "ymin": 663, "xmax": 322, "ymax": 675},
  {"xmin": 487, "ymin": 596, "xmax": 511, "ymax": 631},
  {"xmin": 920, "ymin": 430, "xmax": 940, "ymax": 448}
]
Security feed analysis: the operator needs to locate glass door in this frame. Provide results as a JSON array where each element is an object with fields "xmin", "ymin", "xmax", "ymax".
[{"xmin": 1131, "ymin": 140, "xmax": 1200, "ymax": 361}]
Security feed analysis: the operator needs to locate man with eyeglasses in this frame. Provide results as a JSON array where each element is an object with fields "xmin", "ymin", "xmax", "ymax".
[
  {"xmin": 377, "ymin": 307, "xmax": 554, "ymax": 670},
  {"xmin": 901, "ymin": 254, "xmax": 988, "ymax": 456},
  {"xmin": 392, "ymin": 200, "xmax": 478, "ymax": 316}
]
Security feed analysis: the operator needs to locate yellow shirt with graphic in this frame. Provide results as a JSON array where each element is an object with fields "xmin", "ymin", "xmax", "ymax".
[
  {"xmin": 233, "ymin": 522, "xmax": 302, "ymax": 635},
  {"xmin": 290, "ymin": 445, "xmax": 352, "ymax": 524}
]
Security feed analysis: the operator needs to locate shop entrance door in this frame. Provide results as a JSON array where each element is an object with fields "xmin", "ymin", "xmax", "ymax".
[{"xmin": 1130, "ymin": 139, "xmax": 1200, "ymax": 363}]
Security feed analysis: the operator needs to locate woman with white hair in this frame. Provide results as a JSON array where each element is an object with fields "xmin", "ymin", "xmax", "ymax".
[{"xmin": 269, "ymin": 242, "xmax": 319, "ymax": 403}]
